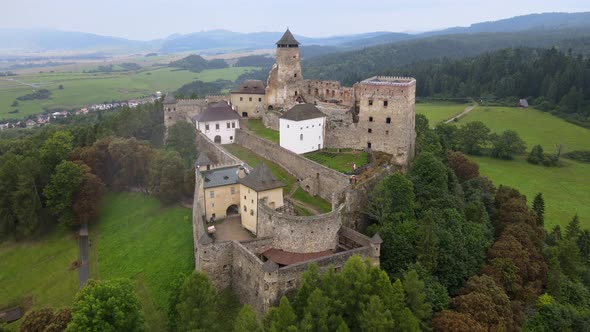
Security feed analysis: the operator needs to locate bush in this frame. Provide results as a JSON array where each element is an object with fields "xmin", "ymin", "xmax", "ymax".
[
  {"xmin": 527, "ymin": 145, "xmax": 560, "ymax": 167},
  {"xmin": 563, "ymin": 150, "xmax": 590, "ymax": 163}
]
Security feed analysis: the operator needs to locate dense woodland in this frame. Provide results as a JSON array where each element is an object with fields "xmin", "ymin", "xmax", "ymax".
[
  {"xmin": 168, "ymin": 54, "xmax": 228, "ymax": 72},
  {"xmin": 0, "ymin": 101, "xmax": 196, "ymax": 239}
]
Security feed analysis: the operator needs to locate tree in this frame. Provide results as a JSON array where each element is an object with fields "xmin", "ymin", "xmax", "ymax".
[
  {"xmin": 447, "ymin": 150, "xmax": 479, "ymax": 182},
  {"xmin": 11, "ymin": 100, "xmax": 18, "ymax": 107},
  {"xmin": 166, "ymin": 121, "xmax": 197, "ymax": 166},
  {"xmin": 265, "ymin": 297, "xmax": 298, "ymax": 332},
  {"xmin": 409, "ymin": 152, "xmax": 456, "ymax": 212},
  {"xmin": 365, "ymin": 172, "xmax": 415, "ymax": 224},
  {"xmin": 358, "ymin": 296, "xmax": 395, "ymax": 332},
  {"xmin": 416, "ymin": 212, "xmax": 439, "ymax": 272},
  {"xmin": 402, "ymin": 269, "xmax": 432, "ymax": 324},
  {"xmin": 457, "ymin": 121, "xmax": 490, "ymax": 155},
  {"xmin": 532, "ymin": 193, "xmax": 545, "ymax": 226},
  {"xmin": 565, "ymin": 214, "xmax": 581, "ymax": 240},
  {"xmin": 490, "ymin": 130, "xmax": 527, "ymax": 160},
  {"xmin": 44, "ymin": 161, "xmax": 85, "ymax": 225},
  {"xmin": 40, "ymin": 130, "xmax": 74, "ymax": 174},
  {"xmin": 67, "ymin": 279, "xmax": 143, "ymax": 332},
  {"xmin": 432, "ymin": 310, "xmax": 486, "ymax": 332},
  {"xmin": 577, "ymin": 230, "xmax": 590, "ymax": 263},
  {"xmin": 234, "ymin": 305, "xmax": 263, "ymax": 332},
  {"xmin": 72, "ymin": 164, "xmax": 105, "ymax": 225},
  {"xmin": 174, "ymin": 271, "xmax": 219, "ymax": 332},
  {"xmin": 58, "ymin": 84, "xmax": 64, "ymax": 90},
  {"xmin": 148, "ymin": 150, "xmax": 185, "ymax": 204},
  {"xmin": 527, "ymin": 145, "xmax": 545, "ymax": 165}
]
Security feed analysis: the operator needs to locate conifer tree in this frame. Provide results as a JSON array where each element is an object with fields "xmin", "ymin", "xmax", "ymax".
[
  {"xmin": 565, "ymin": 214, "xmax": 581, "ymax": 240},
  {"xmin": 234, "ymin": 305, "xmax": 263, "ymax": 332},
  {"xmin": 532, "ymin": 193, "xmax": 545, "ymax": 226},
  {"xmin": 358, "ymin": 296, "xmax": 395, "ymax": 332}
]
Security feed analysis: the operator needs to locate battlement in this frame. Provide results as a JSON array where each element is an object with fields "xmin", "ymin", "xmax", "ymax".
[{"xmin": 360, "ymin": 76, "xmax": 416, "ymax": 86}]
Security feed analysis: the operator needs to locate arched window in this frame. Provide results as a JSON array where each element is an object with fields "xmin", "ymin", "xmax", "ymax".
[{"xmin": 300, "ymin": 134, "xmax": 303, "ymax": 141}]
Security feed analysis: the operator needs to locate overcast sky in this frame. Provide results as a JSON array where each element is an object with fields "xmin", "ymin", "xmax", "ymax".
[{"xmin": 3, "ymin": 0, "xmax": 590, "ymax": 40}]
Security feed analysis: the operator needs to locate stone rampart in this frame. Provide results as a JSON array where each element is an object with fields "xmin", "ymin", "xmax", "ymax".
[
  {"xmin": 231, "ymin": 241, "xmax": 267, "ymax": 313},
  {"xmin": 233, "ymin": 129, "xmax": 349, "ymax": 202},
  {"xmin": 195, "ymin": 131, "xmax": 241, "ymax": 165},
  {"xmin": 262, "ymin": 110, "xmax": 281, "ymax": 131},
  {"xmin": 257, "ymin": 203, "xmax": 344, "ymax": 253}
]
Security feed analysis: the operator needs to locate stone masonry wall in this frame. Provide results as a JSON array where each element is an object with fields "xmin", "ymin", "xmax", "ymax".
[
  {"xmin": 257, "ymin": 203, "xmax": 343, "ymax": 253},
  {"xmin": 231, "ymin": 241, "xmax": 268, "ymax": 314},
  {"xmin": 195, "ymin": 131, "xmax": 241, "ymax": 165},
  {"xmin": 262, "ymin": 110, "xmax": 281, "ymax": 131},
  {"xmin": 234, "ymin": 129, "xmax": 349, "ymax": 202}
]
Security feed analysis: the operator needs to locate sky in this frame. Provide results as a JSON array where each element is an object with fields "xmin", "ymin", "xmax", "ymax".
[{"xmin": 3, "ymin": 0, "xmax": 590, "ymax": 40}]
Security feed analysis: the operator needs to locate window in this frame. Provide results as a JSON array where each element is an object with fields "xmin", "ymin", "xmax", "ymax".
[
  {"xmin": 230, "ymin": 136, "xmax": 233, "ymax": 140},
  {"xmin": 369, "ymin": 116, "xmax": 373, "ymax": 122},
  {"xmin": 384, "ymin": 100, "xmax": 388, "ymax": 107},
  {"xmin": 295, "ymin": 91, "xmax": 298, "ymax": 96},
  {"xmin": 250, "ymin": 210, "xmax": 254, "ymax": 216},
  {"xmin": 231, "ymin": 187, "xmax": 235, "ymax": 194},
  {"xmin": 386, "ymin": 117, "xmax": 391, "ymax": 124},
  {"xmin": 368, "ymin": 128, "xmax": 372, "ymax": 133},
  {"xmin": 368, "ymin": 100, "xmax": 373, "ymax": 106},
  {"xmin": 300, "ymin": 134, "xmax": 303, "ymax": 141},
  {"xmin": 209, "ymin": 191, "xmax": 214, "ymax": 198},
  {"xmin": 249, "ymin": 97, "xmax": 252, "ymax": 102},
  {"xmin": 294, "ymin": 73, "xmax": 297, "ymax": 77},
  {"xmin": 385, "ymin": 130, "xmax": 389, "ymax": 135},
  {"xmin": 287, "ymin": 124, "xmax": 289, "ymax": 128},
  {"xmin": 319, "ymin": 123, "xmax": 321, "ymax": 126},
  {"xmin": 251, "ymin": 199, "xmax": 254, "ymax": 204},
  {"xmin": 258, "ymin": 97, "xmax": 262, "ymax": 102},
  {"xmin": 227, "ymin": 122, "xmax": 230, "ymax": 129},
  {"xmin": 240, "ymin": 97, "xmax": 243, "ymax": 101},
  {"xmin": 244, "ymin": 205, "xmax": 247, "ymax": 212},
  {"xmin": 231, "ymin": 122, "xmax": 236, "ymax": 128},
  {"xmin": 215, "ymin": 123, "xmax": 220, "ymax": 130},
  {"xmin": 367, "ymin": 142, "xmax": 372, "ymax": 149},
  {"xmin": 244, "ymin": 195, "xmax": 246, "ymax": 199},
  {"xmin": 205, "ymin": 124, "xmax": 210, "ymax": 131}
]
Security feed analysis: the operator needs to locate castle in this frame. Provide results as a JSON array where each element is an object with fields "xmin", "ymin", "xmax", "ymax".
[{"xmin": 165, "ymin": 29, "xmax": 416, "ymax": 314}]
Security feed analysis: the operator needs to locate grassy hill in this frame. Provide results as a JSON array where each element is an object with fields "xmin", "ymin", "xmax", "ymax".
[
  {"xmin": 454, "ymin": 106, "xmax": 590, "ymax": 230},
  {"xmin": 416, "ymin": 102, "xmax": 468, "ymax": 125}
]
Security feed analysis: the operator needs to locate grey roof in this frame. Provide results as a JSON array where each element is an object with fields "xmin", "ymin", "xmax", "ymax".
[
  {"xmin": 280, "ymin": 104, "xmax": 326, "ymax": 121},
  {"xmin": 262, "ymin": 260, "xmax": 279, "ymax": 272},
  {"xmin": 238, "ymin": 163, "xmax": 284, "ymax": 192},
  {"xmin": 194, "ymin": 102, "xmax": 241, "ymax": 123},
  {"xmin": 163, "ymin": 93, "xmax": 176, "ymax": 104},
  {"xmin": 196, "ymin": 153, "xmax": 212, "ymax": 166},
  {"xmin": 231, "ymin": 80, "xmax": 265, "ymax": 95},
  {"xmin": 201, "ymin": 166, "xmax": 240, "ymax": 189},
  {"xmin": 276, "ymin": 29, "xmax": 300, "ymax": 46},
  {"xmin": 370, "ymin": 233, "xmax": 383, "ymax": 244}
]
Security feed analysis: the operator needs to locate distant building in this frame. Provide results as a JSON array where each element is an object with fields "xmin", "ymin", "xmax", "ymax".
[
  {"xmin": 230, "ymin": 80, "xmax": 266, "ymax": 118},
  {"xmin": 518, "ymin": 99, "xmax": 529, "ymax": 108},
  {"xmin": 279, "ymin": 104, "xmax": 326, "ymax": 154},
  {"xmin": 194, "ymin": 102, "xmax": 241, "ymax": 144},
  {"xmin": 25, "ymin": 119, "xmax": 36, "ymax": 128}
]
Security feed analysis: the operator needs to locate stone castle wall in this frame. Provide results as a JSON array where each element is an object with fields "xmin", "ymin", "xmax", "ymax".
[
  {"xmin": 257, "ymin": 203, "xmax": 343, "ymax": 253},
  {"xmin": 262, "ymin": 110, "xmax": 281, "ymax": 131},
  {"xmin": 233, "ymin": 129, "xmax": 349, "ymax": 202},
  {"xmin": 195, "ymin": 131, "xmax": 241, "ymax": 165},
  {"xmin": 231, "ymin": 241, "xmax": 269, "ymax": 313},
  {"xmin": 304, "ymin": 80, "xmax": 354, "ymax": 106}
]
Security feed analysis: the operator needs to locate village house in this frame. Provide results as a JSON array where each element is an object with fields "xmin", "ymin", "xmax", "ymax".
[{"xmin": 279, "ymin": 104, "xmax": 326, "ymax": 154}]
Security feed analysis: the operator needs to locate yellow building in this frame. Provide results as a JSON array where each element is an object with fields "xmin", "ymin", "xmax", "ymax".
[
  {"xmin": 238, "ymin": 163, "xmax": 284, "ymax": 234},
  {"xmin": 200, "ymin": 161, "xmax": 241, "ymax": 222},
  {"xmin": 230, "ymin": 80, "xmax": 266, "ymax": 118}
]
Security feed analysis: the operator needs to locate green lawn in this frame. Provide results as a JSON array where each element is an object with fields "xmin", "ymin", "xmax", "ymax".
[
  {"xmin": 304, "ymin": 148, "xmax": 368, "ymax": 173},
  {"xmin": 90, "ymin": 192, "xmax": 193, "ymax": 332},
  {"xmin": 456, "ymin": 106, "xmax": 590, "ymax": 154},
  {"xmin": 0, "ymin": 66, "xmax": 258, "ymax": 120},
  {"xmin": 416, "ymin": 102, "xmax": 470, "ymax": 125},
  {"xmin": 244, "ymin": 119, "xmax": 279, "ymax": 143},
  {"xmin": 292, "ymin": 188, "xmax": 332, "ymax": 214},
  {"xmin": 471, "ymin": 156, "xmax": 590, "ymax": 231},
  {"xmin": 223, "ymin": 144, "xmax": 331, "ymax": 214},
  {"xmin": 0, "ymin": 227, "xmax": 79, "ymax": 320},
  {"xmin": 454, "ymin": 106, "xmax": 590, "ymax": 230}
]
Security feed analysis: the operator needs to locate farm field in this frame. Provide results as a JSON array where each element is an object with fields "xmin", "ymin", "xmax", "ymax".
[
  {"xmin": 244, "ymin": 119, "xmax": 279, "ymax": 143},
  {"xmin": 0, "ymin": 66, "xmax": 258, "ymax": 120},
  {"xmin": 455, "ymin": 106, "xmax": 590, "ymax": 230},
  {"xmin": 416, "ymin": 101, "xmax": 470, "ymax": 125},
  {"xmin": 0, "ymin": 227, "xmax": 79, "ymax": 330},
  {"xmin": 304, "ymin": 148, "xmax": 368, "ymax": 174},
  {"xmin": 223, "ymin": 144, "xmax": 332, "ymax": 213},
  {"xmin": 89, "ymin": 192, "xmax": 193, "ymax": 332}
]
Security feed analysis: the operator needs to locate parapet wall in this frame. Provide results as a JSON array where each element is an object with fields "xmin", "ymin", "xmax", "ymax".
[
  {"xmin": 234, "ymin": 129, "xmax": 349, "ymax": 202},
  {"xmin": 257, "ymin": 203, "xmax": 343, "ymax": 253},
  {"xmin": 195, "ymin": 131, "xmax": 241, "ymax": 165},
  {"xmin": 231, "ymin": 241, "xmax": 268, "ymax": 314}
]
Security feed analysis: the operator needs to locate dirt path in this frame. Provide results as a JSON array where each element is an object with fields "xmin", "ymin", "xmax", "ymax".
[
  {"xmin": 444, "ymin": 103, "xmax": 478, "ymax": 124},
  {"xmin": 78, "ymin": 223, "xmax": 89, "ymax": 288}
]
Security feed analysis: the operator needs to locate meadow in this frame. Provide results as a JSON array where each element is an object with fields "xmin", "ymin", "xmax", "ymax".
[
  {"xmin": 451, "ymin": 106, "xmax": 590, "ymax": 230},
  {"xmin": 0, "ymin": 66, "xmax": 257, "ymax": 120},
  {"xmin": 304, "ymin": 148, "xmax": 368, "ymax": 174},
  {"xmin": 244, "ymin": 119, "xmax": 280, "ymax": 143},
  {"xmin": 89, "ymin": 192, "xmax": 193, "ymax": 332},
  {"xmin": 416, "ymin": 101, "xmax": 469, "ymax": 125}
]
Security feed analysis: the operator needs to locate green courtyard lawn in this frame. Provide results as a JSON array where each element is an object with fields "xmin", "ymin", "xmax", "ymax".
[
  {"xmin": 244, "ymin": 119, "xmax": 279, "ymax": 143},
  {"xmin": 471, "ymin": 156, "xmax": 590, "ymax": 231},
  {"xmin": 304, "ymin": 148, "xmax": 368, "ymax": 174},
  {"xmin": 0, "ymin": 66, "xmax": 258, "ymax": 120},
  {"xmin": 0, "ymin": 227, "xmax": 79, "ymax": 328},
  {"xmin": 416, "ymin": 101, "xmax": 470, "ymax": 125},
  {"xmin": 456, "ymin": 106, "xmax": 590, "ymax": 154},
  {"xmin": 89, "ymin": 192, "xmax": 193, "ymax": 332},
  {"xmin": 223, "ymin": 144, "xmax": 331, "ymax": 213}
]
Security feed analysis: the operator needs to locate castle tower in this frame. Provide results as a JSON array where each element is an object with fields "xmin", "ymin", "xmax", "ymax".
[
  {"xmin": 265, "ymin": 29, "xmax": 304, "ymax": 110},
  {"xmin": 163, "ymin": 92, "xmax": 178, "ymax": 139},
  {"xmin": 354, "ymin": 76, "xmax": 416, "ymax": 168}
]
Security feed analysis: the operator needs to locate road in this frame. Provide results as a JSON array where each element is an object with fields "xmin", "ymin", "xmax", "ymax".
[
  {"xmin": 78, "ymin": 223, "xmax": 89, "ymax": 288},
  {"xmin": 444, "ymin": 103, "xmax": 478, "ymax": 124}
]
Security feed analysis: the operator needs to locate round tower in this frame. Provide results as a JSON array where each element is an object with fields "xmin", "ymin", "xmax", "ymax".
[{"xmin": 266, "ymin": 29, "xmax": 304, "ymax": 109}]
